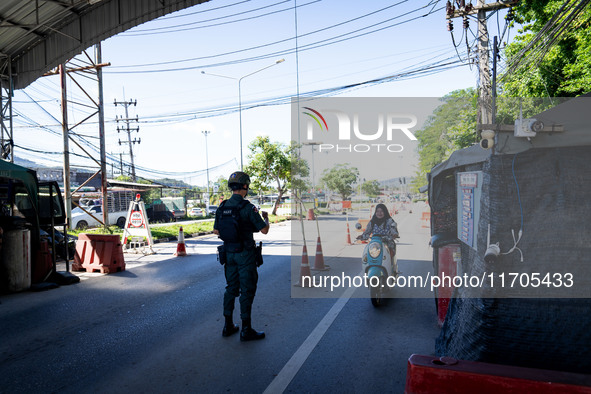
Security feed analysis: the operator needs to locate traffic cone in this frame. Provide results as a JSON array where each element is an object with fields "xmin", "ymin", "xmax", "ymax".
[
  {"xmin": 295, "ymin": 245, "xmax": 312, "ymax": 287},
  {"xmin": 307, "ymin": 208, "xmax": 315, "ymax": 220},
  {"xmin": 174, "ymin": 226, "xmax": 187, "ymax": 256},
  {"xmin": 346, "ymin": 222, "xmax": 352, "ymax": 245},
  {"xmin": 312, "ymin": 236, "xmax": 330, "ymax": 271},
  {"xmin": 421, "ymin": 211, "xmax": 431, "ymax": 228}
]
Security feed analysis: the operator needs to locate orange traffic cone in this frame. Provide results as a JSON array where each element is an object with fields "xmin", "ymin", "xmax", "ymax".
[
  {"xmin": 295, "ymin": 244, "xmax": 312, "ymax": 287},
  {"xmin": 312, "ymin": 236, "xmax": 330, "ymax": 271},
  {"xmin": 307, "ymin": 208, "xmax": 316, "ymax": 220},
  {"xmin": 421, "ymin": 211, "xmax": 431, "ymax": 228},
  {"xmin": 346, "ymin": 222, "xmax": 352, "ymax": 245},
  {"xmin": 174, "ymin": 226, "xmax": 187, "ymax": 256}
]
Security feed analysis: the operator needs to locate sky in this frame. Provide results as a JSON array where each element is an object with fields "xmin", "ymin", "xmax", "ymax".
[{"xmin": 11, "ymin": 0, "xmax": 518, "ymax": 187}]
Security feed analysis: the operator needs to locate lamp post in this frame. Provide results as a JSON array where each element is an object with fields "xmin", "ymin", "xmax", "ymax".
[
  {"xmin": 201, "ymin": 58, "xmax": 285, "ymax": 170},
  {"xmin": 302, "ymin": 142, "xmax": 322, "ymax": 200},
  {"xmin": 202, "ymin": 130, "xmax": 211, "ymax": 207}
]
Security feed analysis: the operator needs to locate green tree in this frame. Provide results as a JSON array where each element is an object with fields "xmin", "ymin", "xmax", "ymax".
[
  {"xmin": 320, "ymin": 164, "xmax": 359, "ymax": 201},
  {"xmin": 290, "ymin": 145, "xmax": 311, "ymax": 206},
  {"xmin": 245, "ymin": 136, "xmax": 307, "ymax": 215},
  {"xmin": 361, "ymin": 180, "xmax": 381, "ymax": 198},
  {"xmin": 215, "ymin": 175, "xmax": 232, "ymax": 201},
  {"xmin": 502, "ymin": 0, "xmax": 591, "ymax": 97},
  {"xmin": 413, "ymin": 89, "xmax": 477, "ymax": 190}
]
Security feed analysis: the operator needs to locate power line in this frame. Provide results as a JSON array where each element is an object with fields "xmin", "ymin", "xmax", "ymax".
[
  {"xmin": 122, "ymin": 0, "xmax": 298, "ymax": 35},
  {"xmin": 159, "ymin": 0, "xmax": 252, "ymax": 21},
  {"xmin": 106, "ymin": 1, "xmax": 439, "ymax": 73}
]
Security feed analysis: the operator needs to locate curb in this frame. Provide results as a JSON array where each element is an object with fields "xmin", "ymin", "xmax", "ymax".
[{"xmin": 152, "ymin": 231, "xmax": 215, "ymax": 244}]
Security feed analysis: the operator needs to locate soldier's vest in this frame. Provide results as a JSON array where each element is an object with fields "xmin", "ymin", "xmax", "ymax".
[{"xmin": 217, "ymin": 199, "xmax": 250, "ymax": 252}]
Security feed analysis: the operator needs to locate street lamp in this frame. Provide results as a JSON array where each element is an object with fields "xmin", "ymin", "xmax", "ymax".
[
  {"xmin": 302, "ymin": 141, "xmax": 322, "ymax": 195},
  {"xmin": 201, "ymin": 58, "xmax": 285, "ymax": 170},
  {"xmin": 202, "ymin": 130, "xmax": 211, "ymax": 203}
]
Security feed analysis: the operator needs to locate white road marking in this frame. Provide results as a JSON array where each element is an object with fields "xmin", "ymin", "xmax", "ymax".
[{"xmin": 263, "ymin": 283, "xmax": 357, "ymax": 394}]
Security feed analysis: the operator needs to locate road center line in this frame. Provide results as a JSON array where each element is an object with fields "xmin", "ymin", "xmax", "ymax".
[{"xmin": 263, "ymin": 283, "xmax": 357, "ymax": 394}]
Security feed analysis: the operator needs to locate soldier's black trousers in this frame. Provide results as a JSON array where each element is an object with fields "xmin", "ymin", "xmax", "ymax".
[{"xmin": 223, "ymin": 248, "xmax": 258, "ymax": 320}]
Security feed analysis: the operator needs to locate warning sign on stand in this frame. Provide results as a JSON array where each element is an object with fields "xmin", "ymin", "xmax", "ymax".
[
  {"xmin": 122, "ymin": 194, "xmax": 154, "ymax": 254},
  {"xmin": 130, "ymin": 211, "xmax": 144, "ymax": 227}
]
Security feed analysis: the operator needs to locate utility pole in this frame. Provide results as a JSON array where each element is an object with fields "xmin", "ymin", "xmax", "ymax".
[
  {"xmin": 114, "ymin": 97, "xmax": 140, "ymax": 181},
  {"xmin": 446, "ymin": 0, "xmax": 518, "ymax": 142},
  {"xmin": 477, "ymin": 0, "xmax": 492, "ymax": 128},
  {"xmin": 202, "ymin": 130, "xmax": 211, "ymax": 202}
]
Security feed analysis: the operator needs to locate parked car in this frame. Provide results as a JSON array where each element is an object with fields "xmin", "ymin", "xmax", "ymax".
[
  {"xmin": 190, "ymin": 207, "xmax": 204, "ymax": 216},
  {"xmin": 71, "ymin": 205, "xmax": 127, "ymax": 229},
  {"xmin": 207, "ymin": 205, "xmax": 218, "ymax": 215}
]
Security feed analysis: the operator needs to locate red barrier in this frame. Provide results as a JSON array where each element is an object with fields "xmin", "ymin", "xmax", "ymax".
[
  {"xmin": 436, "ymin": 244, "xmax": 461, "ymax": 326},
  {"xmin": 73, "ymin": 234, "xmax": 125, "ymax": 274},
  {"xmin": 405, "ymin": 355, "xmax": 591, "ymax": 394}
]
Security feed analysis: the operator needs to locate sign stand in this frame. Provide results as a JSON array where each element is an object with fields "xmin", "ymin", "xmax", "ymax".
[{"xmin": 122, "ymin": 194, "xmax": 154, "ymax": 254}]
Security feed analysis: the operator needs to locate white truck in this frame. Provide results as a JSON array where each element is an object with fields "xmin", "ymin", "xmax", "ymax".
[{"xmin": 71, "ymin": 191, "xmax": 133, "ymax": 229}]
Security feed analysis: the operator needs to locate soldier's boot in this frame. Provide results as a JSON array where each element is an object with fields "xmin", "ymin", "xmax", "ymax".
[
  {"xmin": 240, "ymin": 318, "xmax": 265, "ymax": 341},
  {"xmin": 222, "ymin": 315, "xmax": 239, "ymax": 337}
]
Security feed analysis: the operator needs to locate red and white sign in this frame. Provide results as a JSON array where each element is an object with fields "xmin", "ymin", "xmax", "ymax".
[
  {"xmin": 122, "ymin": 199, "xmax": 154, "ymax": 253},
  {"xmin": 130, "ymin": 211, "xmax": 144, "ymax": 228}
]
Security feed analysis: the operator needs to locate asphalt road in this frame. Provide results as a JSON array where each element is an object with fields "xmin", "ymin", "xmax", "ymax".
[{"xmin": 0, "ymin": 204, "xmax": 440, "ymax": 393}]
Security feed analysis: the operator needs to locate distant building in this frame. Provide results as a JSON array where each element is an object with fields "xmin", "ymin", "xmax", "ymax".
[{"xmin": 34, "ymin": 167, "xmax": 102, "ymax": 191}]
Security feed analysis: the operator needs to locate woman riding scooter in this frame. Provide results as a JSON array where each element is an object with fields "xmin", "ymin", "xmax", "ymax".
[{"xmin": 357, "ymin": 203, "xmax": 399, "ymax": 257}]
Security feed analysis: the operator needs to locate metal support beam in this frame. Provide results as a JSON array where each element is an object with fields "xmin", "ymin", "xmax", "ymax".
[
  {"xmin": 60, "ymin": 63, "xmax": 73, "ymax": 230},
  {"xmin": 52, "ymin": 48, "xmax": 110, "ymax": 230},
  {"xmin": 96, "ymin": 43, "xmax": 109, "ymax": 227},
  {"xmin": 0, "ymin": 55, "xmax": 14, "ymax": 162}
]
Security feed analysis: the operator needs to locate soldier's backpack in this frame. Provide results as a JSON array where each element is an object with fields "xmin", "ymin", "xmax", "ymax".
[{"xmin": 217, "ymin": 199, "xmax": 250, "ymax": 252}]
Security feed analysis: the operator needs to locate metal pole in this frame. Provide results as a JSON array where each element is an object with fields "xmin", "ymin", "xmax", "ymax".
[
  {"xmin": 201, "ymin": 59, "xmax": 284, "ymax": 171},
  {"xmin": 238, "ymin": 80, "xmax": 243, "ymax": 170},
  {"xmin": 202, "ymin": 130, "xmax": 211, "ymax": 196},
  {"xmin": 96, "ymin": 43, "xmax": 109, "ymax": 227},
  {"xmin": 124, "ymin": 100, "xmax": 136, "ymax": 181},
  {"xmin": 492, "ymin": 35, "xmax": 498, "ymax": 125},
  {"xmin": 477, "ymin": 0, "xmax": 492, "ymax": 128},
  {"xmin": 8, "ymin": 57, "xmax": 13, "ymax": 162},
  {"xmin": 60, "ymin": 64, "xmax": 72, "ymax": 230}
]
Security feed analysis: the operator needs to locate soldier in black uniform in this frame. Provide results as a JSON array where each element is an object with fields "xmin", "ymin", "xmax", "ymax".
[{"xmin": 213, "ymin": 171, "xmax": 270, "ymax": 341}]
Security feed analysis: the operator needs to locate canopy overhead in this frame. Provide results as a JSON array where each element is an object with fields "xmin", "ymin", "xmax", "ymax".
[{"xmin": 0, "ymin": 0, "xmax": 209, "ymax": 89}]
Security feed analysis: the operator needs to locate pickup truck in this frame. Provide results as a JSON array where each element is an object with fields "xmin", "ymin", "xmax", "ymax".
[{"xmin": 71, "ymin": 205, "xmax": 127, "ymax": 229}]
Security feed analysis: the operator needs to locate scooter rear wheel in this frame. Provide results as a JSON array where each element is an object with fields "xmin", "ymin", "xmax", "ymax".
[{"xmin": 370, "ymin": 278, "xmax": 385, "ymax": 307}]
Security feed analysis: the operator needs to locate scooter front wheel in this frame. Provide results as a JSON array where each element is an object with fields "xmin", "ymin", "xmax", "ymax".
[
  {"xmin": 370, "ymin": 277, "xmax": 385, "ymax": 307},
  {"xmin": 370, "ymin": 290, "xmax": 383, "ymax": 307}
]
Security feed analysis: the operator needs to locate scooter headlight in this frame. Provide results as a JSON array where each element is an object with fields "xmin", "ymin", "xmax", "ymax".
[{"xmin": 368, "ymin": 242, "xmax": 381, "ymax": 258}]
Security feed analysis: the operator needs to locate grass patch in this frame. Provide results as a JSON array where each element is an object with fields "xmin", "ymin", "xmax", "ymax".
[{"xmin": 70, "ymin": 215, "xmax": 288, "ymax": 241}]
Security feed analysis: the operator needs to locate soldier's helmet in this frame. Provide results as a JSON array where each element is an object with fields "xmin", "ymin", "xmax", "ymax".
[{"xmin": 228, "ymin": 171, "xmax": 251, "ymax": 190}]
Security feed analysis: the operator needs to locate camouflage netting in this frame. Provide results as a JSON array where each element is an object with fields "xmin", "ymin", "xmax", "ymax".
[{"xmin": 436, "ymin": 146, "xmax": 591, "ymax": 373}]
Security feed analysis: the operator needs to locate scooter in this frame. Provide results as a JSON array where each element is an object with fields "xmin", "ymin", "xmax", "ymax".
[{"xmin": 359, "ymin": 235, "xmax": 398, "ymax": 307}]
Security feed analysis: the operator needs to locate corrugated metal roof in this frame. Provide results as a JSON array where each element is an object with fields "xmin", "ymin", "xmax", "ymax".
[{"xmin": 0, "ymin": 0, "xmax": 210, "ymax": 89}]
